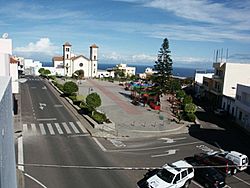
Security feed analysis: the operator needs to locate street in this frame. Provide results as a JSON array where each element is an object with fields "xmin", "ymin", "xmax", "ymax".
[{"xmin": 16, "ymin": 75, "xmax": 250, "ymax": 188}]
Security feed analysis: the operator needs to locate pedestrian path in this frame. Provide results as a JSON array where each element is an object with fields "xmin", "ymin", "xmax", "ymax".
[{"xmin": 23, "ymin": 121, "xmax": 89, "ymax": 136}]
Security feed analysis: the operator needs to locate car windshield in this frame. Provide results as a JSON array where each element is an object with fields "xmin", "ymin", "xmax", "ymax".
[{"xmin": 157, "ymin": 169, "xmax": 175, "ymax": 183}]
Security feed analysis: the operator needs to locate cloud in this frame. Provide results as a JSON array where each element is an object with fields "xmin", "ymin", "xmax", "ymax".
[{"xmin": 14, "ymin": 38, "xmax": 59, "ymax": 56}]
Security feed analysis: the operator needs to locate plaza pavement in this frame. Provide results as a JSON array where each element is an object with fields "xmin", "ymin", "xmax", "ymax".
[{"xmin": 75, "ymin": 79, "xmax": 190, "ymax": 138}]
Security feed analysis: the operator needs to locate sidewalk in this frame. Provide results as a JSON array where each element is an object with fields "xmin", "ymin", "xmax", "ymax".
[{"xmin": 56, "ymin": 78, "xmax": 190, "ymax": 138}]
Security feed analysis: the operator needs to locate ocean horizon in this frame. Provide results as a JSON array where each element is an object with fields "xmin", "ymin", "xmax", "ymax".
[{"xmin": 42, "ymin": 62, "xmax": 213, "ymax": 78}]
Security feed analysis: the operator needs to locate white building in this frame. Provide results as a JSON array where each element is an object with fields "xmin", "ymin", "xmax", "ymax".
[
  {"xmin": 115, "ymin": 63, "xmax": 136, "ymax": 76},
  {"xmin": 97, "ymin": 69, "xmax": 115, "ymax": 78},
  {"xmin": 0, "ymin": 76, "xmax": 18, "ymax": 188},
  {"xmin": 235, "ymin": 84, "xmax": 250, "ymax": 132},
  {"xmin": 194, "ymin": 70, "xmax": 214, "ymax": 98},
  {"xmin": 22, "ymin": 59, "xmax": 42, "ymax": 75},
  {"xmin": 0, "ymin": 35, "xmax": 19, "ymax": 93},
  {"xmin": 203, "ymin": 62, "xmax": 250, "ymax": 107},
  {"xmin": 52, "ymin": 42, "xmax": 98, "ymax": 78}
]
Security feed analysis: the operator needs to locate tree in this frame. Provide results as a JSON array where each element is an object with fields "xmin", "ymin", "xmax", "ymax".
[
  {"xmin": 170, "ymin": 79, "xmax": 181, "ymax": 93},
  {"xmin": 86, "ymin": 92, "xmax": 101, "ymax": 111},
  {"xmin": 63, "ymin": 81, "xmax": 78, "ymax": 95},
  {"xmin": 38, "ymin": 68, "xmax": 45, "ymax": 74},
  {"xmin": 183, "ymin": 95, "xmax": 193, "ymax": 105},
  {"xmin": 176, "ymin": 90, "xmax": 186, "ymax": 100},
  {"xmin": 184, "ymin": 103, "xmax": 197, "ymax": 114},
  {"xmin": 44, "ymin": 69, "xmax": 51, "ymax": 75},
  {"xmin": 152, "ymin": 38, "xmax": 173, "ymax": 95}
]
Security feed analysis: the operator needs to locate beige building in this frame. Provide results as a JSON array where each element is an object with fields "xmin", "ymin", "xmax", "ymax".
[
  {"xmin": 203, "ymin": 62, "xmax": 250, "ymax": 107},
  {"xmin": 115, "ymin": 63, "xmax": 136, "ymax": 77},
  {"xmin": 52, "ymin": 42, "xmax": 98, "ymax": 78}
]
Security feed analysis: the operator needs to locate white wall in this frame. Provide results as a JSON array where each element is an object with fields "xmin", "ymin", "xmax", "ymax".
[
  {"xmin": 0, "ymin": 53, "xmax": 10, "ymax": 76},
  {"xmin": 10, "ymin": 63, "xmax": 19, "ymax": 93},
  {"xmin": 223, "ymin": 63, "xmax": 250, "ymax": 98},
  {"xmin": 73, "ymin": 57, "xmax": 90, "ymax": 78},
  {"xmin": 0, "ymin": 76, "xmax": 17, "ymax": 188},
  {"xmin": 195, "ymin": 73, "xmax": 214, "ymax": 84},
  {"xmin": 0, "ymin": 38, "xmax": 12, "ymax": 55}
]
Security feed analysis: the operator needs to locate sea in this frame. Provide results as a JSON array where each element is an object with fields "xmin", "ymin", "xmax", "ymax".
[{"xmin": 42, "ymin": 62, "xmax": 213, "ymax": 78}]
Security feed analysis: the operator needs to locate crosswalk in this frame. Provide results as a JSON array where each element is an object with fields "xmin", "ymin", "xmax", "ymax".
[
  {"xmin": 27, "ymin": 78, "xmax": 40, "ymax": 81},
  {"xmin": 23, "ymin": 121, "xmax": 88, "ymax": 136}
]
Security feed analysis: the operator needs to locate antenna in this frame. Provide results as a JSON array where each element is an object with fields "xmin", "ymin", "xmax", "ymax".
[
  {"xmin": 226, "ymin": 48, "xmax": 229, "ymax": 62},
  {"xmin": 213, "ymin": 50, "xmax": 215, "ymax": 63},
  {"xmin": 216, "ymin": 50, "xmax": 218, "ymax": 63},
  {"xmin": 221, "ymin": 48, "xmax": 223, "ymax": 62}
]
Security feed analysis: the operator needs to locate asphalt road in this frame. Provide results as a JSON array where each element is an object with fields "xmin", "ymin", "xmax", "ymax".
[
  {"xmin": 17, "ymin": 75, "xmax": 250, "ymax": 188},
  {"xmin": 18, "ymin": 75, "xmax": 134, "ymax": 188}
]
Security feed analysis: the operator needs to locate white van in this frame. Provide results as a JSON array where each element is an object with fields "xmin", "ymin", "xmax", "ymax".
[{"xmin": 217, "ymin": 151, "xmax": 248, "ymax": 171}]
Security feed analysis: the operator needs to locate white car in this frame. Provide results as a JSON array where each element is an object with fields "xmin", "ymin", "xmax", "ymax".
[{"xmin": 143, "ymin": 160, "xmax": 194, "ymax": 188}]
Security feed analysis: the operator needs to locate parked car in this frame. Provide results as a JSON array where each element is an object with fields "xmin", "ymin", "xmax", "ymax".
[
  {"xmin": 213, "ymin": 109, "xmax": 226, "ymax": 116},
  {"xmin": 137, "ymin": 160, "xmax": 194, "ymax": 188},
  {"xmin": 185, "ymin": 157, "xmax": 226, "ymax": 188},
  {"xmin": 214, "ymin": 151, "xmax": 249, "ymax": 172},
  {"xmin": 194, "ymin": 153, "xmax": 237, "ymax": 176}
]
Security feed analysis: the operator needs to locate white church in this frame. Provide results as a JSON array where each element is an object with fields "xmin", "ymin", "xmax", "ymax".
[{"xmin": 52, "ymin": 42, "xmax": 98, "ymax": 78}]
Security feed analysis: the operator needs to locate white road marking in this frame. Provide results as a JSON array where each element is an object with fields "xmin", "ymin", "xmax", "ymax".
[
  {"xmin": 24, "ymin": 173, "xmax": 47, "ymax": 188},
  {"xmin": 39, "ymin": 123, "xmax": 46, "ymax": 135},
  {"xmin": 76, "ymin": 121, "xmax": 88, "ymax": 133},
  {"xmin": 37, "ymin": 118, "xmax": 57, "ymax": 121},
  {"xmin": 31, "ymin": 123, "xmax": 36, "ymax": 132},
  {"xmin": 69, "ymin": 122, "xmax": 80, "ymax": 134},
  {"xmin": 108, "ymin": 141, "xmax": 203, "ymax": 152},
  {"xmin": 233, "ymin": 175, "xmax": 250, "ymax": 186},
  {"xmin": 108, "ymin": 139, "xmax": 126, "ymax": 148},
  {"xmin": 23, "ymin": 124, "xmax": 28, "ymax": 133},
  {"xmin": 47, "ymin": 123, "xmax": 55, "ymax": 135},
  {"xmin": 159, "ymin": 137, "xmax": 186, "ymax": 143},
  {"xmin": 62, "ymin": 122, "xmax": 71, "ymax": 134},
  {"xmin": 54, "ymin": 123, "xmax": 63, "ymax": 134},
  {"xmin": 54, "ymin": 104, "xmax": 63, "ymax": 107},
  {"xmin": 191, "ymin": 180, "xmax": 203, "ymax": 188},
  {"xmin": 151, "ymin": 149, "xmax": 178, "ymax": 158},
  {"xmin": 93, "ymin": 137, "xmax": 107, "ymax": 152},
  {"xmin": 18, "ymin": 137, "xmax": 24, "ymax": 171}
]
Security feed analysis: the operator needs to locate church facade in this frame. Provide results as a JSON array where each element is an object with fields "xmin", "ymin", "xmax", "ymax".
[{"xmin": 52, "ymin": 42, "xmax": 98, "ymax": 78}]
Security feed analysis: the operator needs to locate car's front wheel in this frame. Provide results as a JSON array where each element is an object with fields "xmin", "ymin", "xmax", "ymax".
[{"xmin": 183, "ymin": 180, "xmax": 190, "ymax": 188}]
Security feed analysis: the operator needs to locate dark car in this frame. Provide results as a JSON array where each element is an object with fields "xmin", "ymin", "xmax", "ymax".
[
  {"xmin": 194, "ymin": 153, "xmax": 237, "ymax": 176},
  {"xmin": 185, "ymin": 157, "xmax": 226, "ymax": 188}
]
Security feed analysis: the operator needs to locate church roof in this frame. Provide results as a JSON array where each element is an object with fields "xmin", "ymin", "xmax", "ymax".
[
  {"xmin": 90, "ymin": 44, "xmax": 98, "ymax": 48},
  {"xmin": 52, "ymin": 56, "xmax": 63, "ymax": 61},
  {"xmin": 63, "ymin": 42, "xmax": 72, "ymax": 46},
  {"xmin": 71, "ymin": 55, "xmax": 90, "ymax": 61}
]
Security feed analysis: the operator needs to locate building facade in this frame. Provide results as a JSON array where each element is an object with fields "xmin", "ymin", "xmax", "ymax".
[
  {"xmin": 115, "ymin": 63, "xmax": 136, "ymax": 77},
  {"xmin": 0, "ymin": 77, "xmax": 17, "ymax": 188},
  {"xmin": 52, "ymin": 42, "xmax": 98, "ymax": 78},
  {"xmin": 203, "ymin": 62, "xmax": 250, "ymax": 108}
]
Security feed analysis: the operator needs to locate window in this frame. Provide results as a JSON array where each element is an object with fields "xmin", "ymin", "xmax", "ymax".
[
  {"xmin": 66, "ymin": 54, "xmax": 69, "ymax": 59},
  {"xmin": 173, "ymin": 174, "xmax": 180, "ymax": 184},
  {"xmin": 79, "ymin": 63, "xmax": 83, "ymax": 67},
  {"xmin": 239, "ymin": 111, "xmax": 242, "ymax": 121},
  {"xmin": 94, "ymin": 55, "xmax": 96, "ymax": 60},
  {"xmin": 188, "ymin": 168, "xmax": 193, "ymax": 174},
  {"xmin": 66, "ymin": 48, "xmax": 69, "ymax": 52},
  {"xmin": 181, "ymin": 170, "xmax": 187, "ymax": 178}
]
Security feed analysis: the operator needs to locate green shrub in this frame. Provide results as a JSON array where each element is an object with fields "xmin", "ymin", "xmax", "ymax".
[
  {"xmin": 185, "ymin": 113, "xmax": 196, "ymax": 122},
  {"xmin": 86, "ymin": 92, "xmax": 101, "ymax": 111},
  {"xmin": 91, "ymin": 111, "xmax": 107, "ymax": 124},
  {"xmin": 57, "ymin": 83, "xmax": 64, "ymax": 92},
  {"xmin": 69, "ymin": 95, "xmax": 76, "ymax": 102},
  {"xmin": 76, "ymin": 95, "xmax": 85, "ymax": 102},
  {"xmin": 63, "ymin": 81, "xmax": 78, "ymax": 95}
]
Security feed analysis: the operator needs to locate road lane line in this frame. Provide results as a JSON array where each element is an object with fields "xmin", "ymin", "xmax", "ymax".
[
  {"xmin": 31, "ymin": 123, "xmax": 36, "ymax": 133},
  {"xmin": 55, "ymin": 123, "xmax": 63, "ymax": 134},
  {"xmin": 47, "ymin": 123, "xmax": 55, "ymax": 135},
  {"xmin": 93, "ymin": 137, "xmax": 107, "ymax": 152},
  {"xmin": 107, "ymin": 141, "xmax": 203, "ymax": 152},
  {"xmin": 37, "ymin": 118, "xmax": 57, "ymax": 121},
  {"xmin": 39, "ymin": 123, "xmax": 46, "ymax": 135},
  {"xmin": 69, "ymin": 122, "xmax": 80, "ymax": 134},
  {"xmin": 233, "ymin": 175, "xmax": 250, "ymax": 186},
  {"xmin": 191, "ymin": 180, "xmax": 203, "ymax": 188},
  {"xmin": 62, "ymin": 122, "xmax": 72, "ymax": 134},
  {"xmin": 24, "ymin": 173, "xmax": 47, "ymax": 188},
  {"xmin": 18, "ymin": 137, "xmax": 24, "ymax": 171},
  {"xmin": 76, "ymin": 121, "xmax": 88, "ymax": 133},
  {"xmin": 23, "ymin": 124, "xmax": 28, "ymax": 133}
]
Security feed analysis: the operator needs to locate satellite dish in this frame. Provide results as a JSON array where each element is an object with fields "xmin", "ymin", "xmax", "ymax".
[{"xmin": 2, "ymin": 33, "xmax": 8, "ymax": 39}]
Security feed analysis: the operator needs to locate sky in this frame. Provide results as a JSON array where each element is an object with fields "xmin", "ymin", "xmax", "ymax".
[{"xmin": 1, "ymin": 0, "xmax": 250, "ymax": 69}]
